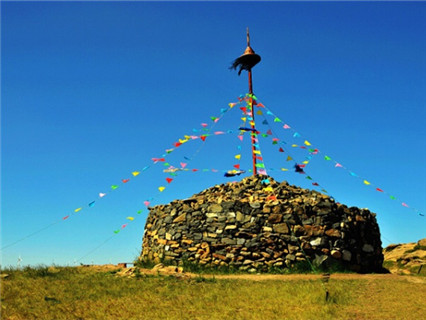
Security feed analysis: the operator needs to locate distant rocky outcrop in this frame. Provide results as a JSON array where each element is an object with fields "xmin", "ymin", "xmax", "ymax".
[
  {"xmin": 140, "ymin": 175, "xmax": 384, "ymax": 273},
  {"xmin": 383, "ymin": 238, "xmax": 426, "ymax": 275}
]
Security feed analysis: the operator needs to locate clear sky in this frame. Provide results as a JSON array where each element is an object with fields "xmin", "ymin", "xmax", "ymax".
[{"xmin": 1, "ymin": 1, "xmax": 425, "ymax": 267}]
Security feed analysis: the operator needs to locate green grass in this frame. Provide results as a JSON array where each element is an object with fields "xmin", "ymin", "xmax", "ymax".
[
  {"xmin": 137, "ymin": 258, "xmax": 351, "ymax": 275},
  {"xmin": 1, "ymin": 266, "xmax": 425, "ymax": 320},
  {"xmin": 404, "ymin": 244, "xmax": 426, "ymax": 254}
]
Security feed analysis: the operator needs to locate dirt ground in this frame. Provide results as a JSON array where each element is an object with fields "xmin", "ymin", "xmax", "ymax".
[{"xmin": 80, "ymin": 264, "xmax": 425, "ymax": 284}]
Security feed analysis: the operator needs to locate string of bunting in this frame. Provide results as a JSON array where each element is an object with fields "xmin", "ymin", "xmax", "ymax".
[
  {"xmin": 1, "ymin": 97, "xmax": 248, "ymax": 251},
  {"xmin": 255, "ymin": 109, "xmax": 331, "ymax": 196},
  {"xmin": 254, "ymin": 98, "xmax": 423, "ymax": 217}
]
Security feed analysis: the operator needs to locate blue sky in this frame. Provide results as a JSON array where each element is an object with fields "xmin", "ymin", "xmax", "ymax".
[{"xmin": 1, "ymin": 1, "xmax": 425, "ymax": 267}]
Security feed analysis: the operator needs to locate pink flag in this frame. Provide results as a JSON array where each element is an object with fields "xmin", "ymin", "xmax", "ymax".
[
  {"xmin": 201, "ymin": 123, "xmax": 208, "ymax": 127},
  {"xmin": 258, "ymin": 169, "xmax": 267, "ymax": 175},
  {"xmin": 214, "ymin": 131, "xmax": 224, "ymax": 135},
  {"xmin": 335, "ymin": 163, "xmax": 343, "ymax": 168},
  {"xmin": 63, "ymin": 215, "xmax": 69, "ymax": 220},
  {"xmin": 238, "ymin": 135, "xmax": 243, "ymax": 141},
  {"xmin": 121, "ymin": 224, "xmax": 128, "ymax": 229},
  {"xmin": 402, "ymin": 203, "xmax": 409, "ymax": 208},
  {"xmin": 180, "ymin": 162, "xmax": 187, "ymax": 168},
  {"xmin": 144, "ymin": 201, "xmax": 150, "ymax": 207},
  {"xmin": 283, "ymin": 124, "xmax": 291, "ymax": 129}
]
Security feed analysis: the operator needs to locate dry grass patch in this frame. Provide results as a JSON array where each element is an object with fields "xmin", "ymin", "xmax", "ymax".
[{"xmin": 1, "ymin": 266, "xmax": 425, "ymax": 320}]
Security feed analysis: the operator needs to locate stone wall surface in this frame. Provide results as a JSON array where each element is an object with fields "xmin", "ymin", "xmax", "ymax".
[{"xmin": 140, "ymin": 176, "xmax": 384, "ymax": 273}]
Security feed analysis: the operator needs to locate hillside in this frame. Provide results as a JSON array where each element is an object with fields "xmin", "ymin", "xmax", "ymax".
[{"xmin": 383, "ymin": 238, "xmax": 426, "ymax": 275}]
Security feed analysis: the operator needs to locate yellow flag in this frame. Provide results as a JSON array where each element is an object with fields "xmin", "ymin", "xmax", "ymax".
[
  {"xmin": 253, "ymin": 150, "xmax": 261, "ymax": 155},
  {"xmin": 249, "ymin": 121, "xmax": 255, "ymax": 126},
  {"xmin": 132, "ymin": 171, "xmax": 140, "ymax": 176},
  {"xmin": 235, "ymin": 154, "xmax": 241, "ymax": 160},
  {"xmin": 158, "ymin": 186, "xmax": 165, "ymax": 192},
  {"xmin": 292, "ymin": 144, "xmax": 298, "ymax": 147},
  {"xmin": 179, "ymin": 138, "xmax": 188, "ymax": 143},
  {"xmin": 302, "ymin": 160, "xmax": 309, "ymax": 164},
  {"xmin": 74, "ymin": 208, "xmax": 82, "ymax": 213},
  {"xmin": 126, "ymin": 217, "xmax": 134, "ymax": 221},
  {"xmin": 184, "ymin": 135, "xmax": 191, "ymax": 139},
  {"xmin": 281, "ymin": 168, "xmax": 288, "ymax": 171},
  {"xmin": 256, "ymin": 110, "xmax": 263, "ymax": 115},
  {"xmin": 363, "ymin": 180, "xmax": 370, "ymax": 185},
  {"xmin": 304, "ymin": 140, "xmax": 311, "ymax": 146},
  {"xmin": 263, "ymin": 186, "xmax": 273, "ymax": 192},
  {"xmin": 241, "ymin": 117, "xmax": 247, "ymax": 122},
  {"xmin": 286, "ymin": 156, "xmax": 293, "ymax": 161}
]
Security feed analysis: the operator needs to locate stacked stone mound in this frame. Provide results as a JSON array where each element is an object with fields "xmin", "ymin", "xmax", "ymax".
[{"xmin": 140, "ymin": 175, "xmax": 384, "ymax": 273}]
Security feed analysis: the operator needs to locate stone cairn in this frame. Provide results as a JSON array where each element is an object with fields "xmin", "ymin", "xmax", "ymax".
[{"xmin": 140, "ymin": 175, "xmax": 384, "ymax": 273}]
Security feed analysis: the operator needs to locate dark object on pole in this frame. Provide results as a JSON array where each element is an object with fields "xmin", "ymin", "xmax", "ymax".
[
  {"xmin": 230, "ymin": 28, "xmax": 262, "ymax": 176},
  {"xmin": 230, "ymin": 29, "xmax": 262, "ymax": 75}
]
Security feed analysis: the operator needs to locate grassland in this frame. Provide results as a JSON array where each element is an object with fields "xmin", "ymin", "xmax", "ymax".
[{"xmin": 1, "ymin": 266, "xmax": 425, "ymax": 320}]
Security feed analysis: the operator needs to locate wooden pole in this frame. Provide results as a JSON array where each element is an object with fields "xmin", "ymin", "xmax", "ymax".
[{"xmin": 248, "ymin": 70, "xmax": 257, "ymax": 176}]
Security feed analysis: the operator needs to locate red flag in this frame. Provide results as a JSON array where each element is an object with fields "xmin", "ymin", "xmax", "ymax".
[
  {"xmin": 267, "ymin": 129, "xmax": 272, "ymax": 135},
  {"xmin": 174, "ymin": 142, "xmax": 182, "ymax": 147},
  {"xmin": 63, "ymin": 215, "xmax": 69, "ymax": 220},
  {"xmin": 192, "ymin": 169, "xmax": 199, "ymax": 172},
  {"xmin": 279, "ymin": 147, "xmax": 284, "ymax": 152},
  {"xmin": 122, "ymin": 179, "xmax": 130, "ymax": 183},
  {"xmin": 166, "ymin": 178, "xmax": 173, "ymax": 183},
  {"xmin": 376, "ymin": 188, "xmax": 383, "ymax": 192},
  {"xmin": 233, "ymin": 164, "xmax": 240, "ymax": 169},
  {"xmin": 312, "ymin": 182, "xmax": 319, "ymax": 186},
  {"xmin": 200, "ymin": 136, "xmax": 206, "ymax": 141}
]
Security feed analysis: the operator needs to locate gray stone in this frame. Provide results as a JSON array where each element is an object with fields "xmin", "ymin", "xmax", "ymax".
[
  {"xmin": 342, "ymin": 250, "xmax": 352, "ymax": 262},
  {"xmin": 285, "ymin": 254, "xmax": 296, "ymax": 261},
  {"xmin": 273, "ymin": 223, "xmax": 289, "ymax": 234},
  {"xmin": 362, "ymin": 244, "xmax": 374, "ymax": 253},
  {"xmin": 209, "ymin": 204, "xmax": 223, "ymax": 213},
  {"xmin": 249, "ymin": 202, "xmax": 261, "ymax": 209},
  {"xmin": 222, "ymin": 238, "xmax": 237, "ymax": 245},
  {"xmin": 310, "ymin": 237, "xmax": 325, "ymax": 247},
  {"xmin": 237, "ymin": 238, "xmax": 246, "ymax": 245},
  {"xmin": 236, "ymin": 211, "xmax": 245, "ymax": 222}
]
